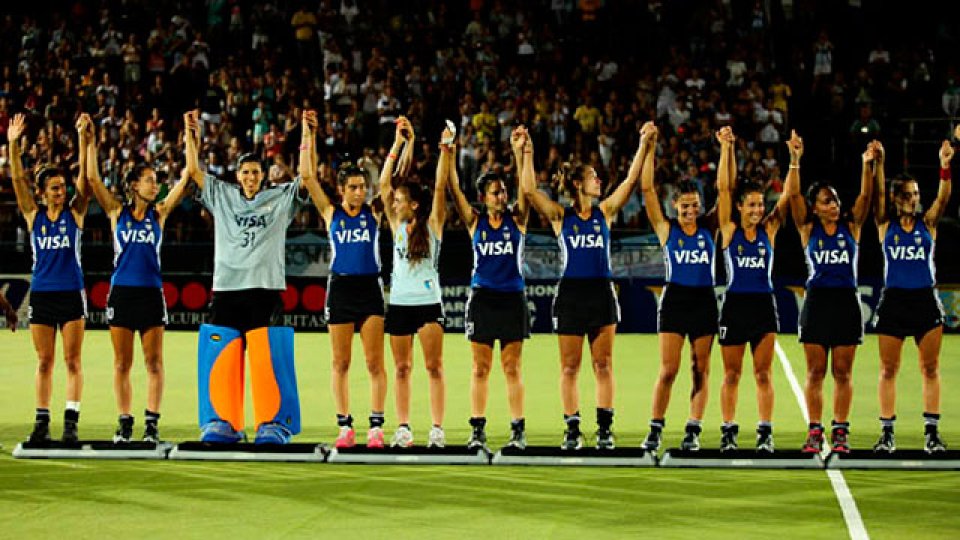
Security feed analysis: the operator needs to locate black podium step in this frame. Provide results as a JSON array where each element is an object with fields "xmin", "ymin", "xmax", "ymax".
[
  {"xmin": 826, "ymin": 449, "xmax": 960, "ymax": 469},
  {"xmin": 659, "ymin": 448, "xmax": 824, "ymax": 469},
  {"xmin": 327, "ymin": 445, "xmax": 490, "ymax": 465},
  {"xmin": 13, "ymin": 440, "xmax": 172, "ymax": 459},
  {"xmin": 491, "ymin": 446, "xmax": 657, "ymax": 467},
  {"xmin": 168, "ymin": 442, "xmax": 325, "ymax": 462}
]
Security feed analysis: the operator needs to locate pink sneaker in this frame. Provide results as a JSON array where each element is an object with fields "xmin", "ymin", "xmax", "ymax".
[
  {"xmin": 334, "ymin": 426, "xmax": 356, "ymax": 448},
  {"xmin": 367, "ymin": 427, "xmax": 385, "ymax": 448}
]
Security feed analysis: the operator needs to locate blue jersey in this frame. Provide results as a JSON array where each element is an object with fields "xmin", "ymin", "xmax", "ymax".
[
  {"xmin": 31, "ymin": 206, "xmax": 84, "ymax": 292},
  {"xmin": 559, "ymin": 206, "xmax": 611, "ymax": 279},
  {"xmin": 883, "ymin": 219, "xmax": 935, "ymax": 289},
  {"xmin": 471, "ymin": 212, "xmax": 524, "ymax": 292},
  {"xmin": 805, "ymin": 221, "xmax": 857, "ymax": 289},
  {"xmin": 723, "ymin": 227, "xmax": 773, "ymax": 293},
  {"xmin": 112, "ymin": 205, "xmax": 162, "ymax": 288},
  {"xmin": 664, "ymin": 219, "xmax": 715, "ymax": 287},
  {"xmin": 329, "ymin": 204, "xmax": 380, "ymax": 276}
]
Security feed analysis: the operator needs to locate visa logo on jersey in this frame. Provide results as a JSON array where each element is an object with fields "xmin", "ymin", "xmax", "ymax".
[
  {"xmin": 234, "ymin": 214, "xmax": 268, "ymax": 228},
  {"xmin": 477, "ymin": 240, "xmax": 514, "ymax": 256},
  {"xmin": 335, "ymin": 229, "xmax": 371, "ymax": 243},
  {"xmin": 36, "ymin": 235, "xmax": 72, "ymax": 250},
  {"xmin": 568, "ymin": 234, "xmax": 605, "ymax": 249},
  {"xmin": 673, "ymin": 250, "xmax": 710, "ymax": 264},
  {"xmin": 119, "ymin": 230, "xmax": 157, "ymax": 244},
  {"xmin": 812, "ymin": 249, "xmax": 850, "ymax": 264},
  {"xmin": 887, "ymin": 245, "xmax": 926, "ymax": 261},
  {"xmin": 736, "ymin": 256, "xmax": 766, "ymax": 268}
]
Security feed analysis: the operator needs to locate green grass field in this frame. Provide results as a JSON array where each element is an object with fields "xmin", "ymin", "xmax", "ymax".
[{"xmin": 0, "ymin": 331, "xmax": 958, "ymax": 539}]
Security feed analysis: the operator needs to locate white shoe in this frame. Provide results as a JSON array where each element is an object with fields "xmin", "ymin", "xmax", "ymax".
[
  {"xmin": 390, "ymin": 426, "xmax": 414, "ymax": 448},
  {"xmin": 427, "ymin": 426, "xmax": 446, "ymax": 448}
]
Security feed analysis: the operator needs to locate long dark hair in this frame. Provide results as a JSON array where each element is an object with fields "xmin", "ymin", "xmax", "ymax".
[
  {"xmin": 553, "ymin": 162, "xmax": 588, "ymax": 208},
  {"xmin": 398, "ymin": 181, "xmax": 433, "ymax": 265}
]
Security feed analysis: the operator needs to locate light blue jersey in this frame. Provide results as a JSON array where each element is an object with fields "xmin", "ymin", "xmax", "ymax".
[{"xmin": 390, "ymin": 222, "xmax": 441, "ymax": 305}]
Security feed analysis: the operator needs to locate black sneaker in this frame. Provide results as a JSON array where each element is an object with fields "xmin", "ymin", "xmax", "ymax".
[
  {"xmin": 755, "ymin": 428, "xmax": 775, "ymax": 453},
  {"xmin": 466, "ymin": 427, "xmax": 487, "ymax": 451},
  {"xmin": 62, "ymin": 420, "xmax": 79, "ymax": 444},
  {"xmin": 872, "ymin": 429, "xmax": 895, "ymax": 454},
  {"xmin": 801, "ymin": 426, "xmax": 824, "ymax": 453},
  {"xmin": 505, "ymin": 428, "xmax": 527, "ymax": 450},
  {"xmin": 596, "ymin": 428, "xmax": 615, "ymax": 450},
  {"xmin": 561, "ymin": 429, "xmax": 584, "ymax": 451},
  {"xmin": 143, "ymin": 423, "xmax": 160, "ymax": 443},
  {"xmin": 831, "ymin": 427, "xmax": 851, "ymax": 454},
  {"xmin": 720, "ymin": 425, "xmax": 739, "ymax": 453},
  {"xmin": 642, "ymin": 428, "xmax": 662, "ymax": 452},
  {"xmin": 680, "ymin": 425, "xmax": 701, "ymax": 451},
  {"xmin": 28, "ymin": 420, "xmax": 51, "ymax": 444},
  {"xmin": 925, "ymin": 430, "xmax": 947, "ymax": 454},
  {"xmin": 113, "ymin": 416, "xmax": 134, "ymax": 443}
]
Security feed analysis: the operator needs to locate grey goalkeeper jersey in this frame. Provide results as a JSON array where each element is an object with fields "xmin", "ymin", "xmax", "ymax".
[{"xmin": 199, "ymin": 174, "xmax": 304, "ymax": 291}]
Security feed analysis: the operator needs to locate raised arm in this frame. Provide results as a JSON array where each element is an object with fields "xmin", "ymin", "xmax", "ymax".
[
  {"xmin": 512, "ymin": 126, "xmax": 531, "ymax": 230},
  {"xmin": 430, "ymin": 127, "xmax": 448, "ymax": 239},
  {"xmin": 872, "ymin": 140, "xmax": 888, "ymax": 226},
  {"xmin": 784, "ymin": 130, "xmax": 808, "ymax": 229},
  {"xmin": 520, "ymin": 135, "xmax": 564, "ymax": 233},
  {"xmin": 183, "ymin": 110, "xmax": 205, "ymax": 190},
  {"xmin": 443, "ymin": 125, "xmax": 477, "ymax": 232},
  {"xmin": 600, "ymin": 121, "xmax": 654, "ymax": 221},
  {"xmin": 69, "ymin": 116, "xmax": 92, "ymax": 223},
  {"xmin": 158, "ymin": 115, "xmax": 200, "ymax": 223},
  {"xmin": 715, "ymin": 126, "xmax": 736, "ymax": 242},
  {"xmin": 640, "ymin": 124, "xmax": 670, "ymax": 243},
  {"xmin": 79, "ymin": 113, "xmax": 121, "ymax": 218},
  {"xmin": 297, "ymin": 110, "xmax": 333, "ymax": 222},
  {"xmin": 850, "ymin": 141, "xmax": 876, "ymax": 228},
  {"xmin": 379, "ymin": 117, "xmax": 410, "ymax": 229},
  {"xmin": 7, "ymin": 114, "xmax": 37, "ymax": 222},
  {"xmin": 925, "ymin": 138, "xmax": 955, "ymax": 229}
]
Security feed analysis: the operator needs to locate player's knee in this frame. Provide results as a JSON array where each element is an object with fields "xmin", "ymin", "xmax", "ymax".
[
  {"xmin": 331, "ymin": 357, "xmax": 351, "ymax": 376},
  {"xmin": 144, "ymin": 354, "xmax": 163, "ymax": 375},
  {"xmin": 64, "ymin": 355, "xmax": 82, "ymax": 374},
  {"xmin": 831, "ymin": 366, "xmax": 852, "ymax": 386},
  {"xmin": 723, "ymin": 369, "xmax": 741, "ymax": 386},
  {"xmin": 472, "ymin": 361, "xmax": 490, "ymax": 380},
  {"xmin": 394, "ymin": 361, "xmax": 412, "ymax": 380},
  {"xmin": 561, "ymin": 362, "xmax": 580, "ymax": 378},
  {"xmin": 425, "ymin": 363, "xmax": 444, "ymax": 380},
  {"xmin": 807, "ymin": 365, "xmax": 827, "ymax": 381},
  {"xmin": 592, "ymin": 356, "xmax": 612, "ymax": 377},
  {"xmin": 753, "ymin": 368, "xmax": 771, "ymax": 387},
  {"xmin": 879, "ymin": 363, "xmax": 898, "ymax": 381},
  {"xmin": 920, "ymin": 361, "xmax": 939, "ymax": 380},
  {"xmin": 658, "ymin": 368, "xmax": 678, "ymax": 386},
  {"xmin": 36, "ymin": 354, "xmax": 55, "ymax": 374}
]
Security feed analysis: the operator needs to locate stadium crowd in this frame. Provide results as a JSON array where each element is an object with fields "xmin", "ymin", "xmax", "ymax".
[{"xmin": 0, "ymin": 0, "xmax": 957, "ymax": 243}]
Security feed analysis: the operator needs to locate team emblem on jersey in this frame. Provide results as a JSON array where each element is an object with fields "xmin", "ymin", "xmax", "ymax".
[
  {"xmin": 818, "ymin": 239, "xmax": 824, "ymax": 249},
  {"xmin": 360, "ymin": 217, "xmax": 367, "ymax": 228},
  {"xmin": 593, "ymin": 223, "xmax": 601, "ymax": 233},
  {"xmin": 504, "ymin": 230, "xmax": 511, "ymax": 240},
  {"xmin": 915, "ymin": 234, "xmax": 922, "ymax": 245},
  {"xmin": 145, "ymin": 221, "xmax": 152, "ymax": 230},
  {"xmin": 59, "ymin": 225, "xmax": 66, "ymax": 233},
  {"xmin": 340, "ymin": 219, "xmax": 345, "ymax": 229},
  {"xmin": 127, "ymin": 221, "xmax": 133, "ymax": 229},
  {"xmin": 573, "ymin": 224, "xmax": 579, "ymax": 234},
  {"xmin": 837, "ymin": 236, "xmax": 846, "ymax": 248},
  {"xmin": 678, "ymin": 238, "xmax": 684, "ymax": 248},
  {"xmin": 697, "ymin": 237, "xmax": 705, "ymax": 249},
  {"xmin": 481, "ymin": 230, "xmax": 487, "ymax": 241},
  {"xmin": 737, "ymin": 244, "xmax": 744, "ymax": 255},
  {"xmin": 894, "ymin": 234, "xmax": 900, "ymax": 244},
  {"xmin": 41, "ymin": 225, "xmax": 46, "ymax": 235},
  {"xmin": 758, "ymin": 245, "xmax": 766, "ymax": 256}
]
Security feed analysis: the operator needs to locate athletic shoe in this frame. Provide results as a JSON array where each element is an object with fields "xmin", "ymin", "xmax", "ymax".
[
  {"xmin": 62, "ymin": 420, "xmax": 79, "ymax": 444},
  {"xmin": 756, "ymin": 429, "xmax": 775, "ymax": 453},
  {"xmin": 28, "ymin": 420, "xmax": 51, "ymax": 444},
  {"xmin": 561, "ymin": 428, "xmax": 584, "ymax": 451},
  {"xmin": 334, "ymin": 426, "xmax": 356, "ymax": 449},
  {"xmin": 427, "ymin": 426, "xmax": 446, "ymax": 448},
  {"xmin": 254, "ymin": 422, "xmax": 293, "ymax": 445},
  {"xmin": 390, "ymin": 426, "xmax": 414, "ymax": 448},
  {"xmin": 720, "ymin": 425, "xmax": 739, "ymax": 453},
  {"xmin": 200, "ymin": 420, "xmax": 244, "ymax": 444},
  {"xmin": 596, "ymin": 428, "xmax": 615, "ymax": 450},
  {"xmin": 830, "ymin": 427, "xmax": 851, "ymax": 454},
  {"xmin": 680, "ymin": 426, "xmax": 701, "ymax": 451},
  {"xmin": 872, "ymin": 430, "xmax": 896, "ymax": 454},
  {"xmin": 142, "ymin": 423, "xmax": 160, "ymax": 443},
  {"xmin": 113, "ymin": 417, "xmax": 134, "ymax": 444},
  {"xmin": 505, "ymin": 429, "xmax": 527, "ymax": 450},
  {"xmin": 801, "ymin": 427, "xmax": 824, "ymax": 453},
  {"xmin": 642, "ymin": 428, "xmax": 662, "ymax": 452},
  {"xmin": 366, "ymin": 427, "xmax": 385, "ymax": 449},
  {"xmin": 925, "ymin": 430, "xmax": 947, "ymax": 454},
  {"xmin": 466, "ymin": 427, "xmax": 487, "ymax": 451}
]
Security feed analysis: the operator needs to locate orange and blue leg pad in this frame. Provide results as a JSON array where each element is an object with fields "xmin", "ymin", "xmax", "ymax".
[
  {"xmin": 198, "ymin": 324, "xmax": 245, "ymax": 442},
  {"xmin": 247, "ymin": 326, "xmax": 300, "ymax": 437}
]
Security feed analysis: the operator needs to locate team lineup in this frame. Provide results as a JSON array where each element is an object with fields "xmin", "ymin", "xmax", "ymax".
[{"xmin": 7, "ymin": 109, "xmax": 958, "ymax": 454}]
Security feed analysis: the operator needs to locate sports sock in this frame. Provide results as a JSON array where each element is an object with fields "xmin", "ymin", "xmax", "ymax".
[
  {"xmin": 880, "ymin": 416, "xmax": 896, "ymax": 431},
  {"xmin": 923, "ymin": 412, "xmax": 940, "ymax": 433},
  {"xmin": 145, "ymin": 410, "xmax": 160, "ymax": 426},
  {"xmin": 369, "ymin": 412, "xmax": 385, "ymax": 429},
  {"xmin": 336, "ymin": 414, "xmax": 353, "ymax": 428},
  {"xmin": 35, "ymin": 408, "xmax": 50, "ymax": 422},
  {"xmin": 596, "ymin": 408, "xmax": 613, "ymax": 431},
  {"xmin": 564, "ymin": 412, "xmax": 581, "ymax": 433},
  {"xmin": 510, "ymin": 418, "xmax": 525, "ymax": 432},
  {"xmin": 469, "ymin": 416, "xmax": 487, "ymax": 430}
]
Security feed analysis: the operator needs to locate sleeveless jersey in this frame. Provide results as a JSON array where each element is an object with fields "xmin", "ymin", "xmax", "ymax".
[
  {"xmin": 471, "ymin": 212, "xmax": 524, "ymax": 292},
  {"xmin": 329, "ymin": 204, "xmax": 380, "ymax": 276},
  {"xmin": 390, "ymin": 222, "xmax": 441, "ymax": 305},
  {"xmin": 883, "ymin": 218, "xmax": 935, "ymax": 289},
  {"xmin": 805, "ymin": 220, "xmax": 857, "ymax": 289},
  {"xmin": 664, "ymin": 219, "xmax": 715, "ymax": 287},
  {"xmin": 723, "ymin": 227, "xmax": 773, "ymax": 293},
  {"xmin": 31, "ymin": 206, "xmax": 84, "ymax": 292},
  {"xmin": 559, "ymin": 206, "xmax": 611, "ymax": 279},
  {"xmin": 112, "ymin": 205, "xmax": 162, "ymax": 288}
]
